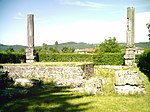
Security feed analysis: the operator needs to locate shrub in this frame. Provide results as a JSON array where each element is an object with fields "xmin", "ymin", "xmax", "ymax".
[
  {"xmin": 38, "ymin": 53, "xmax": 93, "ymax": 62},
  {"xmin": 138, "ymin": 49, "xmax": 150, "ymax": 81},
  {"xmin": 135, "ymin": 54, "xmax": 141, "ymax": 64},
  {"xmin": 0, "ymin": 52, "xmax": 25, "ymax": 63},
  {"xmin": 93, "ymin": 53, "xmax": 124, "ymax": 65}
]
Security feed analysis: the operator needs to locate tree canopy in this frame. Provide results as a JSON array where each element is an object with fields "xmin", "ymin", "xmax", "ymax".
[
  {"xmin": 95, "ymin": 37, "xmax": 121, "ymax": 53},
  {"xmin": 146, "ymin": 22, "xmax": 150, "ymax": 41},
  {"xmin": 5, "ymin": 47, "xmax": 14, "ymax": 52},
  {"xmin": 61, "ymin": 46, "xmax": 75, "ymax": 53}
]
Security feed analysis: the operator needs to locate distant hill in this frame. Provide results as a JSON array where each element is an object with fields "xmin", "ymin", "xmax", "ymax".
[
  {"xmin": 0, "ymin": 44, "xmax": 27, "ymax": 51},
  {"xmin": 135, "ymin": 42, "xmax": 150, "ymax": 49},
  {"xmin": 120, "ymin": 42, "xmax": 150, "ymax": 49},
  {"xmin": 55, "ymin": 42, "xmax": 96, "ymax": 50},
  {"xmin": 0, "ymin": 42, "xmax": 97, "ymax": 51},
  {"xmin": 0, "ymin": 42, "xmax": 149, "ymax": 51}
]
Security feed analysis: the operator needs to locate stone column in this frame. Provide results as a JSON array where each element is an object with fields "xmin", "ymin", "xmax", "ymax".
[
  {"xmin": 26, "ymin": 14, "xmax": 36, "ymax": 63},
  {"xmin": 126, "ymin": 7, "xmax": 134, "ymax": 48},
  {"xmin": 27, "ymin": 14, "xmax": 34, "ymax": 47},
  {"xmin": 124, "ymin": 7, "xmax": 135, "ymax": 66}
]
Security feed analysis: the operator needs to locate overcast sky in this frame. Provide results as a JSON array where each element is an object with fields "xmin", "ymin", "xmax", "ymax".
[{"xmin": 0, "ymin": 0, "xmax": 150, "ymax": 46}]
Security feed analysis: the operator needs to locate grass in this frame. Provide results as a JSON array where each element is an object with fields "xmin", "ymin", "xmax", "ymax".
[
  {"xmin": 0, "ymin": 67, "xmax": 150, "ymax": 112},
  {"xmin": 1, "ymin": 62, "xmax": 93, "ymax": 66}
]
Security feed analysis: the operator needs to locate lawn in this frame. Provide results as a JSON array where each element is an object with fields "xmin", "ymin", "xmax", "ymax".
[
  {"xmin": 1, "ymin": 62, "xmax": 93, "ymax": 66},
  {"xmin": 0, "ymin": 67, "xmax": 150, "ymax": 112}
]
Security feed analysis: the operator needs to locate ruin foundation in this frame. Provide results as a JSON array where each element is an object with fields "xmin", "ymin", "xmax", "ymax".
[{"xmin": 114, "ymin": 70, "xmax": 145, "ymax": 94}]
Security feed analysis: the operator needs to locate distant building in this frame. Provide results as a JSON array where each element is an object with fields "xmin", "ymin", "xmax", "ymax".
[
  {"xmin": 135, "ymin": 47, "xmax": 144, "ymax": 54},
  {"xmin": 75, "ymin": 48, "xmax": 95, "ymax": 54}
]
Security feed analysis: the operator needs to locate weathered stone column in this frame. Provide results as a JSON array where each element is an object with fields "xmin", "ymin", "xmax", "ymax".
[
  {"xmin": 124, "ymin": 7, "xmax": 135, "ymax": 66},
  {"xmin": 26, "ymin": 14, "xmax": 36, "ymax": 63},
  {"xmin": 27, "ymin": 14, "xmax": 34, "ymax": 47}
]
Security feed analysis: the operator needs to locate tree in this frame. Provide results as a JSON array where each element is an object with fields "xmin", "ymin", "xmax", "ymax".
[
  {"xmin": 42, "ymin": 43, "xmax": 49, "ymax": 51},
  {"xmin": 19, "ymin": 48, "xmax": 25, "ymax": 53},
  {"xmin": 5, "ymin": 47, "xmax": 14, "ymax": 52},
  {"xmin": 53, "ymin": 41, "xmax": 59, "ymax": 53},
  {"xmin": 146, "ymin": 22, "xmax": 150, "ymax": 41},
  {"xmin": 61, "ymin": 46, "xmax": 75, "ymax": 53},
  {"xmin": 95, "ymin": 37, "xmax": 121, "ymax": 53}
]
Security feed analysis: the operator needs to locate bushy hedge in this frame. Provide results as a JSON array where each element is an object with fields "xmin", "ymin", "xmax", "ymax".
[
  {"xmin": 0, "ymin": 51, "xmax": 141, "ymax": 66},
  {"xmin": 93, "ymin": 53, "xmax": 124, "ymax": 65},
  {"xmin": 0, "ymin": 52, "xmax": 25, "ymax": 63},
  {"xmin": 38, "ymin": 53, "xmax": 94, "ymax": 62},
  {"xmin": 38, "ymin": 53, "xmax": 125, "ymax": 65},
  {"xmin": 138, "ymin": 49, "xmax": 150, "ymax": 81}
]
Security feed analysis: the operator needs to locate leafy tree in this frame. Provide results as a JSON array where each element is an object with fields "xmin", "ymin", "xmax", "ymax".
[
  {"xmin": 19, "ymin": 48, "xmax": 25, "ymax": 53},
  {"xmin": 95, "ymin": 37, "xmax": 121, "ymax": 53},
  {"xmin": 42, "ymin": 43, "xmax": 49, "ymax": 51},
  {"xmin": 146, "ymin": 22, "xmax": 150, "ymax": 41},
  {"xmin": 53, "ymin": 41, "xmax": 59, "ymax": 52},
  {"xmin": 5, "ymin": 47, "xmax": 14, "ymax": 52},
  {"xmin": 61, "ymin": 46, "xmax": 75, "ymax": 53},
  {"xmin": 35, "ymin": 47, "xmax": 42, "ymax": 53},
  {"xmin": 49, "ymin": 47, "xmax": 56, "ymax": 53}
]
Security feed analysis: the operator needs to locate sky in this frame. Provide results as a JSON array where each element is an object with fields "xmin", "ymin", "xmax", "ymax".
[{"xmin": 0, "ymin": 0, "xmax": 150, "ymax": 46}]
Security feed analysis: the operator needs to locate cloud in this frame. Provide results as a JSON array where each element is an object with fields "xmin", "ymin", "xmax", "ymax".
[
  {"xmin": 10, "ymin": 10, "xmax": 150, "ymax": 46},
  {"xmin": 62, "ymin": 0, "xmax": 112, "ymax": 9},
  {"xmin": 34, "ymin": 11, "xmax": 150, "ymax": 45},
  {"xmin": 135, "ymin": 11, "xmax": 150, "ymax": 42},
  {"xmin": 35, "ymin": 19, "xmax": 125, "ymax": 45},
  {"xmin": 14, "ymin": 12, "xmax": 25, "ymax": 20}
]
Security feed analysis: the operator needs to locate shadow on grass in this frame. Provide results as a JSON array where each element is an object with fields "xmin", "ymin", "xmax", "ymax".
[{"xmin": 0, "ymin": 83, "xmax": 92, "ymax": 112}]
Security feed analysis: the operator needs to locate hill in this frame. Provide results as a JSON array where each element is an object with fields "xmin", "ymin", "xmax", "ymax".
[
  {"xmin": 0, "ymin": 44, "xmax": 27, "ymax": 51},
  {"xmin": 0, "ymin": 42, "xmax": 149, "ymax": 51},
  {"xmin": 0, "ymin": 42, "xmax": 97, "ymax": 51},
  {"xmin": 56, "ymin": 42, "xmax": 96, "ymax": 50},
  {"xmin": 135, "ymin": 42, "xmax": 150, "ymax": 49}
]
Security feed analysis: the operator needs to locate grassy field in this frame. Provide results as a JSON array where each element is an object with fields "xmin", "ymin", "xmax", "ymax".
[
  {"xmin": 1, "ymin": 62, "xmax": 93, "ymax": 66},
  {"xmin": 0, "ymin": 67, "xmax": 150, "ymax": 112}
]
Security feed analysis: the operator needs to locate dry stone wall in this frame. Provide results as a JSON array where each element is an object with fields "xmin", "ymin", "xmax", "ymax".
[{"xmin": 2, "ymin": 63, "xmax": 94, "ymax": 87}]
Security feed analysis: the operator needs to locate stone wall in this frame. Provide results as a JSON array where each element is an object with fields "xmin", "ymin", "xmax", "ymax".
[{"xmin": 2, "ymin": 63, "xmax": 94, "ymax": 87}]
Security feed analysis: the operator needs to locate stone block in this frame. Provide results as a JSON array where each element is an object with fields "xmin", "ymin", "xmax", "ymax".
[
  {"xmin": 114, "ymin": 70, "xmax": 145, "ymax": 94},
  {"xmin": 25, "ymin": 47, "xmax": 36, "ymax": 63},
  {"xmin": 84, "ymin": 78, "xmax": 103, "ymax": 95},
  {"xmin": 14, "ymin": 78, "xmax": 41, "ymax": 87}
]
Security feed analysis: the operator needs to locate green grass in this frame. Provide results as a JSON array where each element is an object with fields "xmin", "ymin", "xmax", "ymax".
[
  {"xmin": 0, "ymin": 67, "xmax": 150, "ymax": 112},
  {"xmin": 1, "ymin": 62, "xmax": 93, "ymax": 66}
]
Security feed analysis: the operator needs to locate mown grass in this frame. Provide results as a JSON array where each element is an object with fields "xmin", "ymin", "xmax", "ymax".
[
  {"xmin": 0, "ymin": 67, "xmax": 150, "ymax": 112},
  {"xmin": 1, "ymin": 62, "xmax": 93, "ymax": 66}
]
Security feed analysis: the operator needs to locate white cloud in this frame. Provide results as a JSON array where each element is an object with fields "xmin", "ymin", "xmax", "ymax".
[
  {"xmin": 14, "ymin": 12, "xmax": 25, "ymax": 20},
  {"xmin": 135, "ymin": 12, "xmax": 150, "ymax": 43},
  {"xmin": 35, "ymin": 19, "xmax": 125, "ymax": 45},
  {"xmin": 63, "ymin": 0, "xmax": 112, "ymax": 9},
  {"xmin": 8, "ymin": 10, "xmax": 149, "ymax": 46},
  {"xmin": 34, "ymin": 11, "xmax": 150, "ymax": 46}
]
